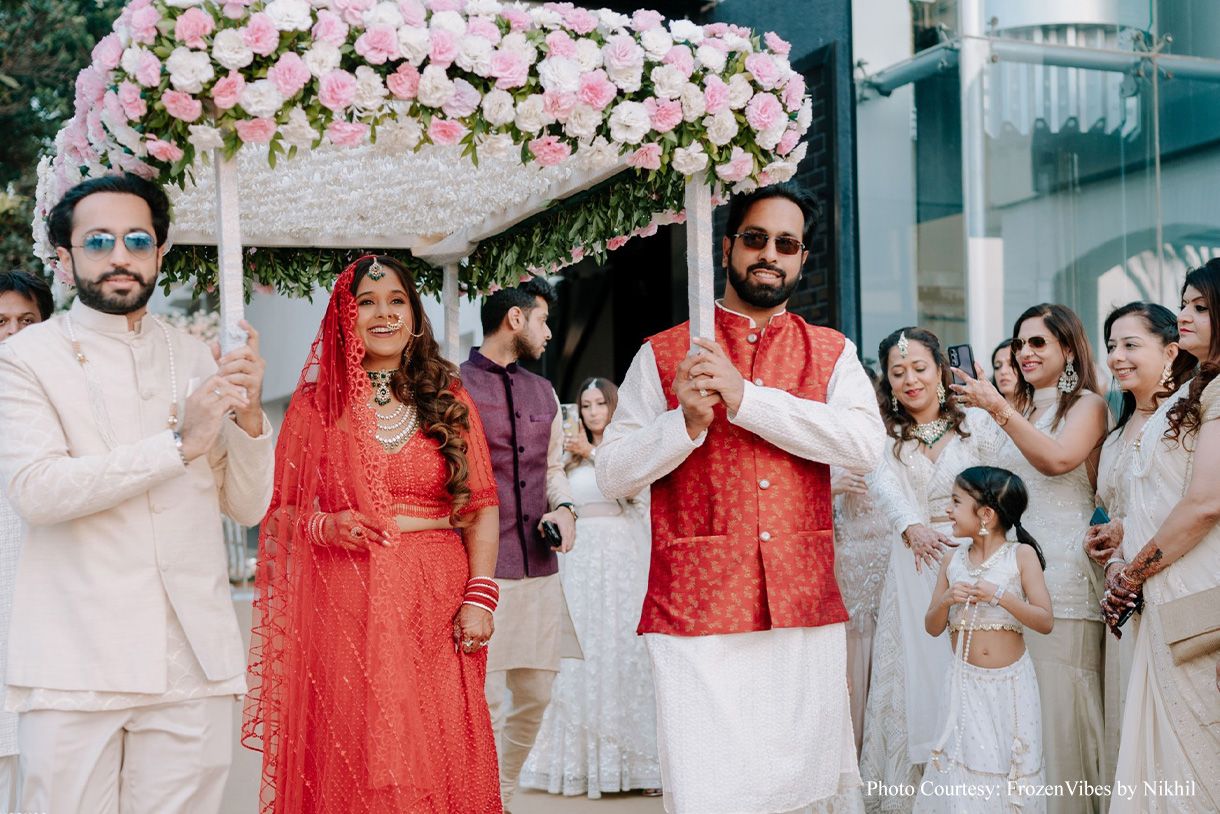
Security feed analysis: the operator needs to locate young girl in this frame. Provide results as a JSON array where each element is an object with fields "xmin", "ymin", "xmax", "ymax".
[{"xmin": 914, "ymin": 466, "xmax": 1055, "ymax": 813}]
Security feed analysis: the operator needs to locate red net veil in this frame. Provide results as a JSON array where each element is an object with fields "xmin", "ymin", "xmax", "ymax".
[{"xmin": 243, "ymin": 258, "xmax": 502, "ymax": 813}]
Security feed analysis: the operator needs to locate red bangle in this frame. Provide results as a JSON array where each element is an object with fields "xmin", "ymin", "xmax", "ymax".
[{"xmin": 463, "ymin": 577, "xmax": 499, "ymax": 613}]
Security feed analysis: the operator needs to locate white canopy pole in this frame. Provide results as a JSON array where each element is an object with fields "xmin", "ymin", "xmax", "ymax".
[
  {"xmin": 685, "ymin": 179, "xmax": 716, "ymax": 348},
  {"xmin": 442, "ymin": 262, "xmax": 461, "ymax": 364},
  {"xmin": 214, "ymin": 150, "xmax": 247, "ymax": 355}
]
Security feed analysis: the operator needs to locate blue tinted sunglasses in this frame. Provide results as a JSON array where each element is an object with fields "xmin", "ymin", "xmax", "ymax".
[{"xmin": 72, "ymin": 231, "xmax": 158, "ymax": 260}]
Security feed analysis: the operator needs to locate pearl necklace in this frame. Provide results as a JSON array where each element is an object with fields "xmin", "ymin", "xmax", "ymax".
[
  {"xmin": 964, "ymin": 540, "xmax": 1012, "ymax": 577},
  {"xmin": 373, "ymin": 400, "xmax": 419, "ymax": 451},
  {"xmin": 911, "ymin": 417, "xmax": 952, "ymax": 445}
]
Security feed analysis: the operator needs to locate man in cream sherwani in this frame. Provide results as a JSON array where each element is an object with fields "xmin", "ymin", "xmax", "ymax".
[{"xmin": 0, "ymin": 174, "xmax": 275, "ymax": 812}]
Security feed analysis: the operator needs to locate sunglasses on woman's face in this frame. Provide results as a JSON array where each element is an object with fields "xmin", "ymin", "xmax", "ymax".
[
  {"xmin": 72, "ymin": 231, "xmax": 157, "ymax": 260},
  {"xmin": 1010, "ymin": 335, "xmax": 1055, "ymax": 353},
  {"xmin": 730, "ymin": 231, "xmax": 805, "ymax": 256}
]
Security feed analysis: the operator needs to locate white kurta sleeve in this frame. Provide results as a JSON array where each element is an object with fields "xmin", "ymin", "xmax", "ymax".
[
  {"xmin": 207, "ymin": 414, "xmax": 275, "ymax": 527},
  {"xmin": 595, "ymin": 342, "xmax": 706, "ymax": 500},
  {"xmin": 866, "ymin": 452, "xmax": 924, "ymax": 533},
  {"xmin": 729, "ymin": 339, "xmax": 885, "ymax": 473}
]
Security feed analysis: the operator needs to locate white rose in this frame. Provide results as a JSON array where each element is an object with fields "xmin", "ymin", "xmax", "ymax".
[
  {"xmin": 788, "ymin": 140, "xmax": 808, "ymax": 164},
  {"xmin": 528, "ymin": 5, "xmax": 562, "ymax": 28},
  {"xmin": 456, "ymin": 35, "xmax": 494, "ymax": 76},
  {"xmin": 574, "ymin": 38, "xmax": 603, "ymax": 71},
  {"xmin": 680, "ymin": 82, "xmax": 706, "ymax": 122},
  {"xmin": 607, "ymin": 100, "xmax": 649, "ymax": 145},
  {"xmin": 728, "ymin": 73, "xmax": 754, "ymax": 109},
  {"xmin": 416, "ymin": 64, "xmax": 454, "ymax": 108},
  {"xmin": 732, "ymin": 177, "xmax": 758, "ymax": 195},
  {"xmin": 563, "ymin": 104, "xmax": 601, "ymax": 140},
  {"xmin": 797, "ymin": 98, "xmax": 812, "ymax": 129},
  {"xmin": 500, "ymin": 32, "xmax": 537, "ymax": 64},
  {"xmin": 478, "ymin": 132, "xmax": 514, "ymax": 159},
  {"xmin": 774, "ymin": 55, "xmax": 792, "ymax": 77},
  {"xmin": 756, "ymin": 120, "xmax": 787, "ymax": 152},
  {"xmin": 362, "ymin": 1, "xmax": 403, "ymax": 28},
  {"xmin": 397, "ymin": 25, "xmax": 431, "ymax": 66},
  {"xmin": 429, "ymin": 10, "xmax": 467, "ymax": 36},
  {"xmin": 121, "ymin": 46, "xmax": 145, "ymax": 77},
  {"xmin": 240, "ymin": 79, "xmax": 285, "ymax": 119},
  {"xmin": 668, "ymin": 19, "xmax": 703, "ymax": 45},
  {"xmin": 640, "ymin": 29, "xmax": 673, "ymax": 61},
  {"xmin": 163, "ymin": 0, "xmax": 204, "ymax": 6},
  {"xmin": 102, "ymin": 110, "xmax": 146, "ymax": 155},
  {"xmin": 187, "ymin": 124, "xmax": 225, "ymax": 151},
  {"xmin": 671, "ymin": 142, "xmax": 709, "ymax": 175},
  {"xmin": 695, "ymin": 44, "xmax": 727, "ymax": 74},
  {"xmin": 465, "ymin": 0, "xmax": 503, "ymax": 17},
  {"xmin": 353, "ymin": 65, "xmax": 388, "ymax": 112},
  {"xmin": 265, "ymin": 0, "xmax": 313, "ymax": 32},
  {"xmin": 586, "ymin": 135, "xmax": 620, "ymax": 168},
  {"xmin": 723, "ymin": 33, "xmax": 753, "ymax": 53},
  {"xmin": 514, "ymin": 96, "xmax": 552, "ymax": 134},
  {"xmin": 213, "ymin": 29, "xmax": 254, "ymax": 71},
  {"xmin": 303, "ymin": 41, "xmax": 342, "ymax": 77},
  {"xmin": 763, "ymin": 158, "xmax": 798, "ymax": 183},
  {"xmin": 597, "ymin": 11, "xmax": 630, "ymax": 32},
  {"xmin": 606, "ymin": 63, "xmax": 642, "ymax": 93},
  {"xmin": 280, "ymin": 107, "xmax": 319, "ymax": 148},
  {"xmin": 166, "ymin": 47, "xmax": 215, "ymax": 94},
  {"xmin": 703, "ymin": 109, "xmax": 738, "ymax": 146},
  {"xmin": 537, "ymin": 56, "xmax": 581, "ymax": 94},
  {"xmin": 480, "ymin": 88, "xmax": 517, "ymax": 126},
  {"xmin": 650, "ymin": 65, "xmax": 686, "ymax": 100},
  {"xmin": 378, "ymin": 117, "xmax": 423, "ymax": 151}
]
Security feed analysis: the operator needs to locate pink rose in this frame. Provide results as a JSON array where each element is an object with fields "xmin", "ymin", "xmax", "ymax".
[
  {"xmin": 386, "ymin": 63, "xmax": 420, "ymax": 99},
  {"xmin": 429, "ymin": 28, "xmax": 459, "ymax": 68},
  {"xmin": 635, "ymin": 222, "xmax": 659, "ymax": 238},
  {"xmin": 500, "ymin": 6, "xmax": 530, "ymax": 31},
  {"xmin": 467, "ymin": 17, "xmax": 501, "ymax": 44},
  {"xmin": 703, "ymin": 23, "xmax": 728, "ymax": 36},
  {"xmin": 163, "ymin": 90, "xmax": 203, "ymax": 121},
  {"xmin": 355, "ymin": 24, "xmax": 401, "ymax": 64},
  {"xmin": 103, "ymin": 90, "xmax": 125, "ymax": 124},
  {"xmin": 136, "ymin": 51, "xmax": 163, "ymax": 88},
  {"xmin": 606, "ymin": 235, "xmax": 629, "ymax": 250},
  {"xmin": 235, "ymin": 117, "xmax": 277, "ymax": 143},
  {"xmin": 663, "ymin": 45, "xmax": 694, "ymax": 78},
  {"xmin": 326, "ymin": 120, "xmax": 369, "ymax": 146},
  {"xmin": 745, "ymin": 92, "xmax": 782, "ymax": 132},
  {"xmin": 630, "ymin": 9, "xmax": 663, "ymax": 32},
  {"xmin": 129, "ymin": 5, "xmax": 162, "ymax": 44},
  {"xmin": 334, "ymin": 0, "xmax": 375, "ymax": 26},
  {"xmin": 146, "ymin": 136, "xmax": 185, "ymax": 162},
  {"xmin": 427, "ymin": 117, "xmax": 466, "ymax": 146},
  {"xmin": 318, "ymin": 69, "xmax": 358, "ymax": 111},
  {"xmin": 75, "ymin": 67, "xmax": 107, "ymax": 108},
  {"xmin": 704, "ymin": 75, "xmax": 730, "ymax": 115},
  {"xmin": 118, "ymin": 81, "xmax": 147, "ymax": 120},
  {"xmin": 764, "ymin": 31, "xmax": 792, "ymax": 56},
  {"xmin": 223, "ymin": 1, "xmax": 253, "ymax": 20},
  {"xmin": 545, "ymin": 30, "xmax": 577, "ymax": 59},
  {"xmin": 745, "ymin": 53, "xmax": 781, "ymax": 90},
  {"xmin": 489, "ymin": 50, "xmax": 528, "ymax": 89},
  {"xmin": 602, "ymin": 34, "xmax": 643, "ymax": 74},
  {"xmin": 430, "ymin": 0, "xmax": 462, "ymax": 10},
  {"xmin": 562, "ymin": 7, "xmax": 598, "ymax": 35},
  {"xmin": 756, "ymin": 171, "xmax": 773, "ymax": 187},
  {"xmin": 241, "ymin": 13, "xmax": 280, "ymax": 56},
  {"xmin": 269, "ymin": 52, "xmax": 311, "ymax": 97},
  {"xmin": 782, "ymin": 74, "xmax": 806, "ymax": 113},
  {"xmin": 626, "ymin": 142, "xmax": 662, "ymax": 170},
  {"xmin": 715, "ymin": 145, "xmax": 754, "ymax": 183},
  {"xmin": 644, "ymin": 98, "xmax": 682, "ymax": 133},
  {"xmin": 443, "ymin": 77, "xmax": 480, "ymax": 118},
  {"xmin": 670, "ymin": 211, "xmax": 687, "ymax": 224},
  {"xmin": 528, "ymin": 135, "xmax": 572, "ymax": 167},
  {"xmin": 542, "ymin": 90, "xmax": 576, "ymax": 121},
  {"xmin": 777, "ymin": 126, "xmax": 800, "ymax": 156},
  {"xmin": 211, "ymin": 71, "xmax": 246, "ymax": 109},
  {"xmin": 312, "ymin": 10, "xmax": 350, "ymax": 45},
  {"xmin": 92, "ymin": 34, "xmax": 123, "ymax": 70},
  {"xmin": 175, "ymin": 8, "xmax": 216, "ymax": 49},
  {"xmin": 398, "ymin": 0, "xmax": 426, "ymax": 27},
  {"xmin": 576, "ymin": 69, "xmax": 616, "ymax": 110},
  {"xmin": 727, "ymin": 24, "xmax": 751, "ymax": 37},
  {"xmin": 86, "ymin": 107, "xmax": 105, "ymax": 145}
]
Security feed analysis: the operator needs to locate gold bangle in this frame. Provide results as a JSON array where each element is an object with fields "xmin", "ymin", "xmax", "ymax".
[
  {"xmin": 992, "ymin": 405, "xmax": 1014, "ymax": 427},
  {"xmin": 1117, "ymin": 568, "xmax": 1142, "ymax": 588}
]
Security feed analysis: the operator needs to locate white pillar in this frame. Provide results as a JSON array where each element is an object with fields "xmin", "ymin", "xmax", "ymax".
[
  {"xmin": 685, "ymin": 179, "xmax": 716, "ymax": 347},
  {"xmin": 214, "ymin": 150, "xmax": 247, "ymax": 354},
  {"xmin": 442, "ymin": 262, "xmax": 460, "ymax": 363}
]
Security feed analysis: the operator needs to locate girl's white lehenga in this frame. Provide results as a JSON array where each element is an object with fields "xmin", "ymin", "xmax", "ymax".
[
  {"xmin": 1110, "ymin": 379, "xmax": 1220, "ymax": 814},
  {"xmin": 996, "ymin": 391, "xmax": 1105, "ymax": 814},
  {"xmin": 519, "ymin": 460, "xmax": 662, "ymax": 797},
  {"xmin": 860, "ymin": 409, "xmax": 1002, "ymax": 814}
]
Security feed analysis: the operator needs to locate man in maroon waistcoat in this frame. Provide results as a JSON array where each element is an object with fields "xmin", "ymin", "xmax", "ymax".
[
  {"xmin": 460, "ymin": 278, "xmax": 582, "ymax": 812},
  {"xmin": 597, "ymin": 186, "xmax": 885, "ymax": 813}
]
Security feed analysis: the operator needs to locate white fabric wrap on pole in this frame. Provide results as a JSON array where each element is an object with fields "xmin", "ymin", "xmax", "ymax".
[
  {"xmin": 442, "ymin": 263, "xmax": 460, "ymax": 364},
  {"xmin": 685, "ymin": 179, "xmax": 715, "ymax": 348},
  {"xmin": 214, "ymin": 150, "xmax": 247, "ymax": 355}
]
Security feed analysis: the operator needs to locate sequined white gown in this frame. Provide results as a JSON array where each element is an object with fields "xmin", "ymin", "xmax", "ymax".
[
  {"xmin": 520, "ymin": 459, "xmax": 662, "ymax": 797},
  {"xmin": 861, "ymin": 409, "xmax": 1002, "ymax": 814}
]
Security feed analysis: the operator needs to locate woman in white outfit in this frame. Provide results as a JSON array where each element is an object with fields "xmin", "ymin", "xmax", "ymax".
[
  {"xmin": 1102, "ymin": 262, "xmax": 1220, "ymax": 813},
  {"xmin": 954, "ymin": 303, "xmax": 1110, "ymax": 814},
  {"xmin": 861, "ymin": 327, "xmax": 1002, "ymax": 814},
  {"xmin": 520, "ymin": 377, "xmax": 662, "ymax": 798}
]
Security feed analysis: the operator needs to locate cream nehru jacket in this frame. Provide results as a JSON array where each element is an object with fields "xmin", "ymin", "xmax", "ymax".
[{"xmin": 0, "ymin": 300, "xmax": 274, "ymax": 694}]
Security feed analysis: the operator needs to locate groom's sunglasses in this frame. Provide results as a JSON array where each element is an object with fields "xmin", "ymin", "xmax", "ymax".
[
  {"xmin": 72, "ymin": 231, "xmax": 158, "ymax": 260},
  {"xmin": 730, "ymin": 231, "xmax": 805, "ymax": 256}
]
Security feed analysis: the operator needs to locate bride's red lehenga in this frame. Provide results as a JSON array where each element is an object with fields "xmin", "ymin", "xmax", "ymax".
[{"xmin": 243, "ymin": 262, "xmax": 502, "ymax": 813}]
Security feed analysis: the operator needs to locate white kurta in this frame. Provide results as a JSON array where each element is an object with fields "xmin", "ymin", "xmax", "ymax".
[{"xmin": 596, "ymin": 305, "xmax": 885, "ymax": 814}]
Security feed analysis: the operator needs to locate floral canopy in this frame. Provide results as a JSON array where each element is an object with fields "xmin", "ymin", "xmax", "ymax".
[{"xmin": 35, "ymin": 0, "xmax": 810, "ymax": 350}]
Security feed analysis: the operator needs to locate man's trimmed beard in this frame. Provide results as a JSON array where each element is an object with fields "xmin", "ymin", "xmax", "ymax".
[
  {"xmin": 512, "ymin": 329, "xmax": 545, "ymax": 362},
  {"xmin": 74, "ymin": 268, "xmax": 157, "ymax": 315},
  {"xmin": 727, "ymin": 258, "xmax": 801, "ymax": 310}
]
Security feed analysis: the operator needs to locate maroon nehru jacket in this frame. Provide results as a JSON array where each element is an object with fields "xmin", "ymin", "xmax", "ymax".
[{"xmin": 460, "ymin": 349, "xmax": 559, "ymax": 579}]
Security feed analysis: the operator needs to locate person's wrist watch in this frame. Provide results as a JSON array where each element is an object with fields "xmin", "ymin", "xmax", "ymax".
[
  {"xmin": 557, "ymin": 502, "xmax": 579, "ymax": 520},
  {"xmin": 990, "ymin": 585, "xmax": 1006, "ymax": 607}
]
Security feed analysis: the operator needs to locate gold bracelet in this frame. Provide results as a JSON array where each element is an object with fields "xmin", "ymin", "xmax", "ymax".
[
  {"xmin": 1117, "ymin": 568, "xmax": 1142, "ymax": 588},
  {"xmin": 992, "ymin": 404, "xmax": 1015, "ymax": 427}
]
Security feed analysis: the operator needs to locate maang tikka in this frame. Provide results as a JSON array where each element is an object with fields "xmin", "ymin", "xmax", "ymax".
[
  {"xmin": 897, "ymin": 331, "xmax": 909, "ymax": 359},
  {"xmin": 368, "ymin": 258, "xmax": 386, "ymax": 281}
]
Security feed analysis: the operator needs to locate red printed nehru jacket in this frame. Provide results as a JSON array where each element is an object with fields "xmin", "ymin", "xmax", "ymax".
[{"xmin": 641, "ymin": 306, "xmax": 849, "ymax": 637}]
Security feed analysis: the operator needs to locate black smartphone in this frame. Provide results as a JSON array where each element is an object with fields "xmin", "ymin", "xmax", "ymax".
[
  {"xmin": 947, "ymin": 344, "xmax": 976, "ymax": 386},
  {"xmin": 541, "ymin": 520, "xmax": 563, "ymax": 549},
  {"xmin": 1116, "ymin": 597, "xmax": 1143, "ymax": 628},
  {"xmin": 1090, "ymin": 506, "xmax": 1110, "ymax": 526}
]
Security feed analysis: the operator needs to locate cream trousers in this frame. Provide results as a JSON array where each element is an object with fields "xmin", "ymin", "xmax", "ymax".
[{"xmin": 485, "ymin": 668, "xmax": 557, "ymax": 811}]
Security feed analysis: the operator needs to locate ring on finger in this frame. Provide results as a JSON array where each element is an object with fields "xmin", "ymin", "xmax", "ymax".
[
  {"xmin": 212, "ymin": 387, "xmax": 223, "ymax": 398},
  {"xmin": 699, "ymin": 388, "xmax": 707, "ymax": 398},
  {"xmin": 351, "ymin": 527, "xmax": 364, "ymax": 538}
]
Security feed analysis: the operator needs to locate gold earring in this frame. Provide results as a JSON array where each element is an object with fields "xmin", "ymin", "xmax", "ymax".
[
  {"xmin": 980, "ymin": 525, "xmax": 989, "ymax": 536},
  {"xmin": 1160, "ymin": 360, "xmax": 1173, "ymax": 389}
]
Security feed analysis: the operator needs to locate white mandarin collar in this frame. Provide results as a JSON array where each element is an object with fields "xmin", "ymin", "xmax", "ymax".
[
  {"xmin": 714, "ymin": 299, "xmax": 788, "ymax": 330},
  {"xmin": 69, "ymin": 298, "xmax": 154, "ymax": 337}
]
